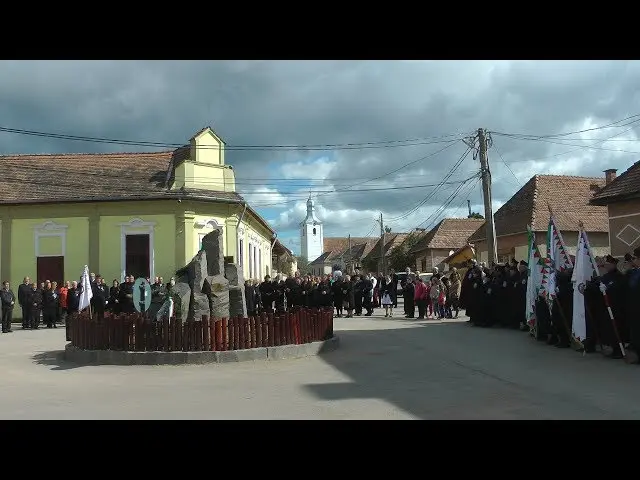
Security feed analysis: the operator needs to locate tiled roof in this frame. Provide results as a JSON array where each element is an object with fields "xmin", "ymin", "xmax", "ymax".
[
  {"xmin": 366, "ymin": 233, "xmax": 411, "ymax": 261},
  {"xmin": 0, "ymin": 150, "xmax": 274, "ymax": 234},
  {"xmin": 409, "ymin": 218, "xmax": 484, "ymax": 253},
  {"xmin": 468, "ymin": 175, "xmax": 609, "ymax": 242},
  {"xmin": 591, "ymin": 161, "xmax": 640, "ymax": 205},
  {"xmin": 323, "ymin": 237, "xmax": 375, "ymax": 253},
  {"xmin": 311, "ymin": 237, "xmax": 378, "ymax": 265}
]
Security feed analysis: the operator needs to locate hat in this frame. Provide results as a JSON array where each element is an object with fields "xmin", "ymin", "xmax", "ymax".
[
  {"xmin": 605, "ymin": 254, "xmax": 619, "ymax": 265},
  {"xmin": 519, "ymin": 260, "xmax": 528, "ymax": 267}
]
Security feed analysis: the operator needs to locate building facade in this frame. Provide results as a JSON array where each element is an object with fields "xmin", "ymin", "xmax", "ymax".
[
  {"xmin": 0, "ymin": 127, "xmax": 276, "ymax": 306},
  {"xmin": 591, "ymin": 165, "xmax": 640, "ymax": 258},
  {"xmin": 468, "ymin": 174, "xmax": 610, "ymax": 263}
]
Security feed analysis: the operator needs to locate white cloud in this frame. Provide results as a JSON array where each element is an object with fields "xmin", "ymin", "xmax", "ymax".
[{"xmin": 242, "ymin": 187, "xmax": 286, "ymax": 205}]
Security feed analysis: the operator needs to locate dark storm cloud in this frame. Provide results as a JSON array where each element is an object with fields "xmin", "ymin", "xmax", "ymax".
[{"xmin": 2, "ymin": 60, "xmax": 640, "ymax": 242}]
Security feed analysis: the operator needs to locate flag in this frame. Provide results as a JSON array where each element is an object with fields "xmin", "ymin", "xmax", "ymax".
[
  {"xmin": 78, "ymin": 265, "xmax": 93, "ymax": 312},
  {"xmin": 571, "ymin": 227, "xmax": 598, "ymax": 342},
  {"xmin": 525, "ymin": 226, "xmax": 544, "ymax": 326},
  {"xmin": 545, "ymin": 214, "xmax": 574, "ymax": 302}
]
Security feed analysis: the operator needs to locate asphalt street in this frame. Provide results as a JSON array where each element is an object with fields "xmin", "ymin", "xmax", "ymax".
[{"xmin": 2, "ymin": 303, "xmax": 640, "ymax": 419}]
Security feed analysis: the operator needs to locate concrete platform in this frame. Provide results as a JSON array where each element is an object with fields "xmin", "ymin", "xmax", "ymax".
[{"xmin": 63, "ymin": 335, "xmax": 340, "ymax": 365}]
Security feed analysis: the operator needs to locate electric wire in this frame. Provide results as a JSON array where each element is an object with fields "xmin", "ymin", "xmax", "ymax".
[
  {"xmin": 0, "ymin": 124, "xmax": 474, "ymax": 152},
  {"xmin": 386, "ymin": 146, "xmax": 473, "ymax": 222}
]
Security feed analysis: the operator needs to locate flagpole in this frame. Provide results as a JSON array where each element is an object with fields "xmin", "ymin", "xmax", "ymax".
[{"xmin": 580, "ymin": 222, "xmax": 627, "ymax": 361}]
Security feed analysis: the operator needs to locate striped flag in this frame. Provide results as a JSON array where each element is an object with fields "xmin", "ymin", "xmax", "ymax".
[
  {"xmin": 545, "ymin": 213, "xmax": 574, "ymax": 303},
  {"xmin": 526, "ymin": 226, "xmax": 544, "ymax": 326}
]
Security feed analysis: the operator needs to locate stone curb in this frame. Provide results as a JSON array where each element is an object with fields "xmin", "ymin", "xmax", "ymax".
[{"xmin": 63, "ymin": 336, "xmax": 340, "ymax": 366}]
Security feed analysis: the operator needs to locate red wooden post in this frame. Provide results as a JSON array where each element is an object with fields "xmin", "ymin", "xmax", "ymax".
[
  {"xmin": 227, "ymin": 317, "xmax": 234, "ymax": 350},
  {"xmin": 263, "ymin": 313, "xmax": 270, "ymax": 347},
  {"xmin": 244, "ymin": 318, "xmax": 251, "ymax": 349},
  {"xmin": 207, "ymin": 316, "xmax": 214, "ymax": 351},
  {"xmin": 162, "ymin": 316, "xmax": 170, "ymax": 352},
  {"xmin": 274, "ymin": 315, "xmax": 282, "ymax": 346},
  {"xmin": 255, "ymin": 316, "xmax": 263, "ymax": 347},
  {"xmin": 234, "ymin": 317, "xmax": 241, "ymax": 350},
  {"xmin": 221, "ymin": 318, "xmax": 228, "ymax": 350},
  {"xmin": 213, "ymin": 319, "xmax": 221, "ymax": 351},
  {"xmin": 249, "ymin": 316, "xmax": 256, "ymax": 348},
  {"xmin": 260, "ymin": 313, "xmax": 267, "ymax": 348},
  {"xmin": 237, "ymin": 316, "xmax": 245, "ymax": 350}
]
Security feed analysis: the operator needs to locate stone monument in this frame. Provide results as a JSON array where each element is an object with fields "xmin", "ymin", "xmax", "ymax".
[{"xmin": 173, "ymin": 229, "xmax": 246, "ymax": 321}]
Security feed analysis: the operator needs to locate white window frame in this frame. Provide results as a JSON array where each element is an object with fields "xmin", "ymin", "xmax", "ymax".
[{"xmin": 34, "ymin": 220, "xmax": 68, "ymax": 257}]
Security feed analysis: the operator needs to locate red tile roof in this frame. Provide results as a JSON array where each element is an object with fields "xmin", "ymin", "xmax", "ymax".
[
  {"xmin": 468, "ymin": 175, "xmax": 608, "ymax": 242},
  {"xmin": 591, "ymin": 161, "xmax": 640, "ymax": 205},
  {"xmin": 0, "ymin": 150, "xmax": 274, "ymax": 234},
  {"xmin": 409, "ymin": 218, "xmax": 484, "ymax": 253}
]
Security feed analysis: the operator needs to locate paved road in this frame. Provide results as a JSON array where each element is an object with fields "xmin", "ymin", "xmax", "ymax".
[{"xmin": 2, "ymin": 306, "xmax": 640, "ymax": 419}]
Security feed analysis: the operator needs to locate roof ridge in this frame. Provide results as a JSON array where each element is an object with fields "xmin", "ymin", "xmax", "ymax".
[{"xmin": 0, "ymin": 151, "xmax": 174, "ymax": 158}]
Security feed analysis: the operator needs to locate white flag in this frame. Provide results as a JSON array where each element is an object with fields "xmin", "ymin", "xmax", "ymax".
[
  {"xmin": 78, "ymin": 265, "xmax": 93, "ymax": 312},
  {"xmin": 525, "ymin": 226, "xmax": 544, "ymax": 325},
  {"xmin": 571, "ymin": 229, "xmax": 597, "ymax": 342}
]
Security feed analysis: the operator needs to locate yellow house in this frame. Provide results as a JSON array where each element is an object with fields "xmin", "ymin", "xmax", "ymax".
[{"xmin": 0, "ymin": 127, "xmax": 276, "ymax": 318}]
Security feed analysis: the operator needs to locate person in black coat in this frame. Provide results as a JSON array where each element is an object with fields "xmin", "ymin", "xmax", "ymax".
[
  {"xmin": 624, "ymin": 250, "xmax": 640, "ymax": 356},
  {"xmin": 92, "ymin": 276, "xmax": 108, "ymax": 320},
  {"xmin": 390, "ymin": 269, "xmax": 399, "ymax": 308},
  {"xmin": 316, "ymin": 279, "xmax": 332, "ymax": 309},
  {"xmin": 595, "ymin": 255, "xmax": 627, "ymax": 359},
  {"xmin": 332, "ymin": 277, "xmax": 345, "ymax": 317},
  {"xmin": 353, "ymin": 275, "xmax": 364, "ymax": 315},
  {"xmin": 259, "ymin": 275, "xmax": 275, "ymax": 313},
  {"xmin": 550, "ymin": 268, "xmax": 574, "ymax": 348},
  {"xmin": 1, "ymin": 281, "xmax": 16, "ymax": 333},
  {"xmin": 342, "ymin": 275, "xmax": 355, "ymax": 318},
  {"xmin": 17, "ymin": 277, "xmax": 31, "ymax": 329},
  {"xmin": 402, "ymin": 278, "xmax": 415, "ymax": 318},
  {"xmin": 245, "ymin": 280, "xmax": 258, "ymax": 316},
  {"xmin": 42, "ymin": 281, "xmax": 58, "ymax": 329},
  {"xmin": 118, "ymin": 276, "xmax": 135, "ymax": 314},
  {"xmin": 26, "ymin": 282, "xmax": 42, "ymax": 329},
  {"xmin": 362, "ymin": 275, "xmax": 374, "ymax": 316},
  {"xmin": 109, "ymin": 279, "xmax": 121, "ymax": 314}
]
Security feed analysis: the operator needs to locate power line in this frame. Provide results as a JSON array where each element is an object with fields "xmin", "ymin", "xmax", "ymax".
[
  {"xmin": 0, "ymin": 124, "xmax": 473, "ymax": 152},
  {"xmin": 489, "ymin": 113, "xmax": 640, "ymax": 140},
  {"xmin": 386, "ymin": 146, "xmax": 473, "ymax": 222}
]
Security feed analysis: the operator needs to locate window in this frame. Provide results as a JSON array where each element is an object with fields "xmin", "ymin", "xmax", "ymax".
[
  {"xmin": 313, "ymin": 227, "xmax": 316, "ymax": 235},
  {"xmin": 248, "ymin": 243, "xmax": 253, "ymax": 279},
  {"xmin": 253, "ymin": 246, "xmax": 258, "ymax": 277},
  {"xmin": 302, "ymin": 228, "xmax": 305, "ymax": 236},
  {"xmin": 239, "ymin": 239, "xmax": 244, "ymax": 267},
  {"xmin": 258, "ymin": 249, "xmax": 262, "ymax": 277}
]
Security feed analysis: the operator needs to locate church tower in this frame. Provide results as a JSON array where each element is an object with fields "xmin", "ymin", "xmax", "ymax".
[{"xmin": 300, "ymin": 196, "xmax": 324, "ymax": 262}]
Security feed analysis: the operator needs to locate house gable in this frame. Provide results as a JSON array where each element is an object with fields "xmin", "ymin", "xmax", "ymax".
[{"xmin": 591, "ymin": 160, "xmax": 640, "ymax": 205}]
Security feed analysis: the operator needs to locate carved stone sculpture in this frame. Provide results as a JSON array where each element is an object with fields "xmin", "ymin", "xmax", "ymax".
[{"xmin": 173, "ymin": 229, "xmax": 236, "ymax": 321}]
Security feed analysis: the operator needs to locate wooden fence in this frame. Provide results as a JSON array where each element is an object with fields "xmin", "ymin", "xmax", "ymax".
[{"xmin": 69, "ymin": 308, "xmax": 334, "ymax": 352}]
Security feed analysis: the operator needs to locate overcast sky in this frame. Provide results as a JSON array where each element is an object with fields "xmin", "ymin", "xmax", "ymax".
[{"xmin": 2, "ymin": 60, "xmax": 640, "ymax": 254}]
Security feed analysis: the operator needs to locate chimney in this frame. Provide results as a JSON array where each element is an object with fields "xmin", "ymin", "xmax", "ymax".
[{"xmin": 604, "ymin": 168, "xmax": 617, "ymax": 185}]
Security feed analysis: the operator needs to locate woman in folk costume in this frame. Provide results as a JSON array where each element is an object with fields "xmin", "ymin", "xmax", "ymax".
[{"xmin": 381, "ymin": 274, "xmax": 394, "ymax": 317}]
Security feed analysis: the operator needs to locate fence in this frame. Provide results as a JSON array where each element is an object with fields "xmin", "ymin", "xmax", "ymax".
[{"xmin": 69, "ymin": 308, "xmax": 334, "ymax": 352}]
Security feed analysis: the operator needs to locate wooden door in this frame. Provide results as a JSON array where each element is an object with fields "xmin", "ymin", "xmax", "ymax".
[
  {"xmin": 37, "ymin": 256, "xmax": 65, "ymax": 285},
  {"xmin": 125, "ymin": 234, "xmax": 150, "ymax": 279}
]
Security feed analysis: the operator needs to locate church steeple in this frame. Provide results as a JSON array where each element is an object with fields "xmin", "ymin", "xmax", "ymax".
[
  {"xmin": 304, "ymin": 195, "xmax": 320, "ymax": 224},
  {"xmin": 300, "ymin": 196, "xmax": 324, "ymax": 262}
]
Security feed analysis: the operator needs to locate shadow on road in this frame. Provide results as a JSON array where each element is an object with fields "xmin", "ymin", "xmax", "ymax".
[
  {"xmin": 304, "ymin": 319, "xmax": 640, "ymax": 419},
  {"xmin": 32, "ymin": 350, "xmax": 85, "ymax": 371}
]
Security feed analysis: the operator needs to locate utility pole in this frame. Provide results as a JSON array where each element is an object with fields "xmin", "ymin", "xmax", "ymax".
[
  {"xmin": 347, "ymin": 234, "xmax": 352, "ymax": 273},
  {"xmin": 378, "ymin": 213, "xmax": 386, "ymax": 274},
  {"xmin": 477, "ymin": 128, "xmax": 498, "ymax": 265},
  {"xmin": 467, "ymin": 200, "xmax": 472, "ymax": 218}
]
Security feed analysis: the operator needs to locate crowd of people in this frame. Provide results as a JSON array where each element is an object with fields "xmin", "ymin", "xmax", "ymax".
[
  {"xmin": 0, "ymin": 273, "xmax": 177, "ymax": 339},
  {"xmin": 242, "ymin": 266, "xmax": 464, "ymax": 321},
  {"xmin": 460, "ymin": 247, "xmax": 640, "ymax": 363}
]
